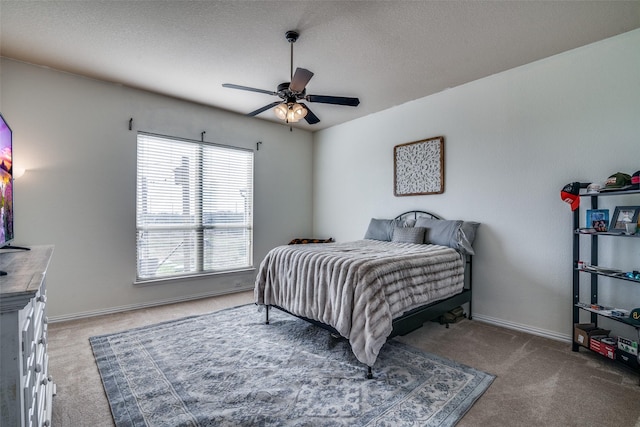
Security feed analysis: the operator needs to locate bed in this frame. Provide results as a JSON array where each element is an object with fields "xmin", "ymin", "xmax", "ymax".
[{"xmin": 254, "ymin": 211, "xmax": 478, "ymax": 378}]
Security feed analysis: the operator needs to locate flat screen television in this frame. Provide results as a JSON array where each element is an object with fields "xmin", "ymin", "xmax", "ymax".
[{"xmin": 0, "ymin": 112, "xmax": 14, "ymax": 248}]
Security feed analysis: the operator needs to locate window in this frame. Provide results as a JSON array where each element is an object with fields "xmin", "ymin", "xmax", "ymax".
[{"xmin": 136, "ymin": 132, "xmax": 253, "ymax": 282}]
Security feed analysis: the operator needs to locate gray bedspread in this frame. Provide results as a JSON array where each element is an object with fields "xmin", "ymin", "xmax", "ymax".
[{"xmin": 254, "ymin": 239, "xmax": 465, "ymax": 367}]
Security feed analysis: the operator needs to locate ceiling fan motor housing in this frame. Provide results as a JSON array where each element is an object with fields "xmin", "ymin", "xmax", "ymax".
[
  {"xmin": 285, "ymin": 30, "xmax": 299, "ymax": 43},
  {"xmin": 277, "ymin": 82, "xmax": 306, "ymax": 99}
]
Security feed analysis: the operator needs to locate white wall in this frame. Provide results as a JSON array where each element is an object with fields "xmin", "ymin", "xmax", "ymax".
[
  {"xmin": 313, "ymin": 29, "xmax": 640, "ymax": 340},
  {"xmin": 0, "ymin": 58, "xmax": 314, "ymax": 320}
]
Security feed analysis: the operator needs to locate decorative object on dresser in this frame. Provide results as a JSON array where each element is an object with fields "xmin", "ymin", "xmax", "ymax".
[
  {"xmin": 394, "ymin": 136, "xmax": 445, "ymax": 196},
  {"xmin": 255, "ymin": 210, "xmax": 478, "ymax": 378},
  {"xmin": 0, "ymin": 245, "xmax": 55, "ymax": 426},
  {"xmin": 90, "ymin": 304, "xmax": 495, "ymax": 427}
]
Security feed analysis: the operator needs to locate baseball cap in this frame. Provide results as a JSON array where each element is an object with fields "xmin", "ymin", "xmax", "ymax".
[
  {"xmin": 586, "ymin": 183, "xmax": 602, "ymax": 194},
  {"xmin": 602, "ymin": 172, "xmax": 632, "ymax": 191},
  {"xmin": 561, "ymin": 182, "xmax": 580, "ymax": 211},
  {"xmin": 631, "ymin": 170, "xmax": 640, "ymax": 190}
]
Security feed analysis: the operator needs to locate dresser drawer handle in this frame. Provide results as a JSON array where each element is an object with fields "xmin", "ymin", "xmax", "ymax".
[
  {"xmin": 41, "ymin": 377, "xmax": 48, "ymax": 385},
  {"xmin": 35, "ymin": 363, "xmax": 42, "ymax": 373},
  {"xmin": 37, "ymin": 295, "xmax": 47, "ymax": 303},
  {"xmin": 39, "ymin": 336, "xmax": 47, "ymax": 345}
]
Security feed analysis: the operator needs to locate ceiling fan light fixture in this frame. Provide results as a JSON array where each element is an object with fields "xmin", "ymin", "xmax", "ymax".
[
  {"xmin": 273, "ymin": 103, "xmax": 288, "ymax": 120},
  {"xmin": 290, "ymin": 102, "xmax": 308, "ymax": 121},
  {"xmin": 273, "ymin": 102, "xmax": 307, "ymax": 123}
]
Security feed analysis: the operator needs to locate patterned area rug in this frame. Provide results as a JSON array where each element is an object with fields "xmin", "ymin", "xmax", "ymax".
[{"xmin": 90, "ymin": 304, "xmax": 494, "ymax": 426}]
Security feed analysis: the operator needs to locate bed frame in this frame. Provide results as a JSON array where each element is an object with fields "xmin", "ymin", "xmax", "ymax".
[{"xmin": 264, "ymin": 210, "xmax": 473, "ymax": 379}]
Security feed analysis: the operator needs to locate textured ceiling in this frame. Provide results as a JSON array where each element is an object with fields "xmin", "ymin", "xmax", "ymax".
[{"xmin": 1, "ymin": 1, "xmax": 639, "ymax": 131}]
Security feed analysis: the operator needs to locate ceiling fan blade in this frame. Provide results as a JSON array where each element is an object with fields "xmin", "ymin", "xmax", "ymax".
[
  {"xmin": 289, "ymin": 68, "xmax": 314, "ymax": 93},
  {"xmin": 247, "ymin": 101, "xmax": 282, "ymax": 117},
  {"xmin": 306, "ymin": 94, "xmax": 360, "ymax": 107},
  {"xmin": 222, "ymin": 83, "xmax": 277, "ymax": 96},
  {"xmin": 300, "ymin": 103, "xmax": 320, "ymax": 124}
]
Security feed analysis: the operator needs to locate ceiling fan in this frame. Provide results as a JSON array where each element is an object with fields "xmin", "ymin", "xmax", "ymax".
[{"xmin": 222, "ymin": 30, "xmax": 360, "ymax": 126}]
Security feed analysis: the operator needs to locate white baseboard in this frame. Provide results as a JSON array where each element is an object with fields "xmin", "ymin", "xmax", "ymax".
[
  {"xmin": 471, "ymin": 313, "xmax": 572, "ymax": 343},
  {"xmin": 50, "ymin": 294, "xmax": 574, "ymax": 345},
  {"xmin": 48, "ymin": 286, "xmax": 254, "ymax": 323}
]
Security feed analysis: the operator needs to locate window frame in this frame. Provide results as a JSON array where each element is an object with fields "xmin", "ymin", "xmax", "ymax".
[{"xmin": 135, "ymin": 131, "xmax": 254, "ymax": 283}]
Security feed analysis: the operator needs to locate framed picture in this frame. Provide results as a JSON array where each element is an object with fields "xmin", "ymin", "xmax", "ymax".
[
  {"xmin": 394, "ymin": 136, "xmax": 444, "ymax": 196},
  {"xmin": 609, "ymin": 206, "xmax": 640, "ymax": 232},
  {"xmin": 586, "ymin": 209, "xmax": 609, "ymax": 232}
]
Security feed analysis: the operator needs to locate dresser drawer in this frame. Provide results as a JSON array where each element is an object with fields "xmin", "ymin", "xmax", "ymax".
[
  {"xmin": 34, "ymin": 289, "xmax": 46, "ymax": 319},
  {"xmin": 21, "ymin": 306, "xmax": 35, "ymax": 371},
  {"xmin": 23, "ymin": 369, "xmax": 35, "ymax": 425},
  {"xmin": 31, "ymin": 379, "xmax": 52, "ymax": 427},
  {"xmin": 33, "ymin": 306, "xmax": 44, "ymax": 342}
]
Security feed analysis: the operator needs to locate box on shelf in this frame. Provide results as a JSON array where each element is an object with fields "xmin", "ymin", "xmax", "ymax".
[
  {"xmin": 590, "ymin": 336, "xmax": 616, "ymax": 360},
  {"xmin": 574, "ymin": 323, "xmax": 611, "ymax": 349},
  {"xmin": 616, "ymin": 349, "xmax": 640, "ymax": 370},
  {"xmin": 617, "ymin": 336, "xmax": 638, "ymax": 356}
]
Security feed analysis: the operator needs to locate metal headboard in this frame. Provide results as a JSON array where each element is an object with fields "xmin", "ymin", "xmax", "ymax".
[{"xmin": 394, "ymin": 210, "xmax": 442, "ymax": 221}]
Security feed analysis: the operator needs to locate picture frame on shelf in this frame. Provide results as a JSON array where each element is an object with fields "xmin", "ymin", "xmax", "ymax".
[
  {"xmin": 609, "ymin": 206, "xmax": 640, "ymax": 232},
  {"xmin": 586, "ymin": 209, "xmax": 610, "ymax": 232}
]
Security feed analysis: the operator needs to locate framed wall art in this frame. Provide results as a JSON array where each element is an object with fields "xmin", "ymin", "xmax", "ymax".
[{"xmin": 394, "ymin": 136, "xmax": 444, "ymax": 196}]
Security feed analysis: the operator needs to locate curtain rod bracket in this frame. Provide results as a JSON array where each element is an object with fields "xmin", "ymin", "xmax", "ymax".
[
  {"xmin": 129, "ymin": 118, "xmax": 133, "ymax": 131},
  {"xmin": 256, "ymin": 141, "xmax": 262, "ymax": 151},
  {"xmin": 201, "ymin": 131, "xmax": 206, "ymax": 142}
]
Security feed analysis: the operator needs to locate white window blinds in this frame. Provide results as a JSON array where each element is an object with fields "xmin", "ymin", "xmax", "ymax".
[{"xmin": 136, "ymin": 132, "xmax": 253, "ymax": 281}]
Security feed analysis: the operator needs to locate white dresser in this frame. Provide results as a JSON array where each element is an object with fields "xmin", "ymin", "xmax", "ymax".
[{"xmin": 0, "ymin": 246, "xmax": 55, "ymax": 427}]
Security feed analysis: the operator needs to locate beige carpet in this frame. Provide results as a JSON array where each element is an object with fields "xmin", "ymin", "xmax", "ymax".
[{"xmin": 49, "ymin": 291, "xmax": 640, "ymax": 427}]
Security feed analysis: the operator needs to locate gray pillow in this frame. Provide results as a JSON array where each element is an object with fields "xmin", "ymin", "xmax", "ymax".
[
  {"xmin": 392, "ymin": 226, "xmax": 426, "ymax": 244},
  {"xmin": 414, "ymin": 217, "xmax": 480, "ymax": 255},
  {"xmin": 415, "ymin": 218, "xmax": 461, "ymax": 246},
  {"xmin": 460, "ymin": 221, "xmax": 480, "ymax": 254},
  {"xmin": 364, "ymin": 218, "xmax": 399, "ymax": 241}
]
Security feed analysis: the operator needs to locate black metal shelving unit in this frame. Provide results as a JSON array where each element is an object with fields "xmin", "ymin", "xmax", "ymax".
[{"xmin": 571, "ymin": 188, "xmax": 640, "ymax": 379}]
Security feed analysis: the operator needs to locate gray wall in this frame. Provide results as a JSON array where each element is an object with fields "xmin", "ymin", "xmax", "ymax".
[
  {"xmin": 312, "ymin": 29, "xmax": 640, "ymax": 341},
  {"xmin": 1, "ymin": 58, "xmax": 314, "ymax": 320}
]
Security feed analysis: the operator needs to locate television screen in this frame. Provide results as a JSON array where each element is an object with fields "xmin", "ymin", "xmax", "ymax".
[{"xmin": 0, "ymin": 113, "xmax": 13, "ymax": 247}]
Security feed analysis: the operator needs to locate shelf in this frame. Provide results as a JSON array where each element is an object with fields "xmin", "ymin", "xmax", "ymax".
[
  {"xmin": 575, "ymin": 230, "xmax": 640, "ymax": 237},
  {"xmin": 572, "ymin": 187, "xmax": 640, "ymax": 384},
  {"xmin": 575, "ymin": 345, "xmax": 640, "ymax": 376},
  {"xmin": 576, "ymin": 304, "xmax": 640, "ymax": 329},
  {"xmin": 577, "ymin": 268, "xmax": 640, "ymax": 284},
  {"xmin": 580, "ymin": 189, "xmax": 640, "ymax": 197}
]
